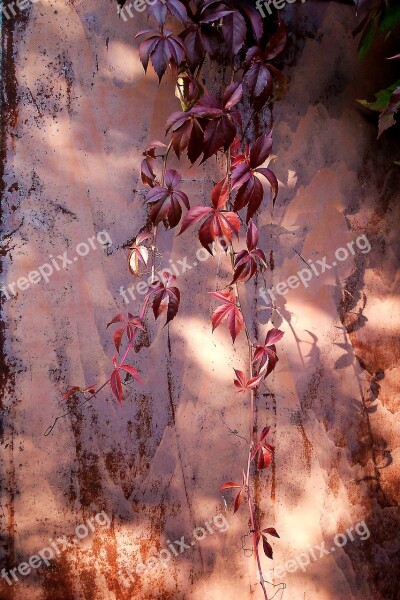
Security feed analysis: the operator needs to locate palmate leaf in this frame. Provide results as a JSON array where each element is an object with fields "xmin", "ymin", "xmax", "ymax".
[
  {"xmin": 110, "ymin": 358, "xmax": 142, "ymax": 405},
  {"xmin": 178, "ymin": 204, "xmax": 240, "ymax": 254},
  {"xmin": 195, "ymin": 83, "xmax": 243, "ymax": 162},
  {"xmin": 148, "ymin": 0, "xmax": 188, "ymax": 26},
  {"xmin": 149, "ymin": 272, "xmax": 181, "ymax": 326},
  {"xmin": 181, "ymin": 1, "xmax": 233, "ymax": 68},
  {"xmin": 219, "ymin": 471, "xmax": 246, "ymax": 513},
  {"xmin": 208, "ymin": 290, "xmax": 244, "ymax": 342},
  {"xmin": 243, "ymin": 24, "xmax": 287, "ymax": 109},
  {"xmin": 106, "ymin": 313, "xmax": 145, "ymax": 353},
  {"xmin": 231, "ymin": 220, "xmax": 267, "ymax": 284},
  {"xmin": 166, "ymin": 108, "xmax": 206, "ymax": 163},
  {"xmin": 233, "ymin": 369, "xmax": 263, "ymax": 393},
  {"xmin": 128, "ymin": 232, "xmax": 151, "ymax": 277},
  {"xmin": 234, "ymin": 0, "xmax": 263, "ymax": 42},
  {"xmin": 253, "ymin": 327, "xmax": 284, "ymax": 377},
  {"xmin": 231, "ymin": 133, "xmax": 278, "ymax": 219},
  {"xmin": 251, "ymin": 426, "xmax": 275, "ymax": 470},
  {"xmin": 136, "ymin": 28, "xmax": 186, "ymax": 82},
  {"xmin": 251, "ymin": 522, "xmax": 280, "ymax": 559},
  {"xmin": 166, "ymin": 83, "xmax": 242, "ymax": 164},
  {"xmin": 146, "ymin": 169, "xmax": 190, "ymax": 228},
  {"xmin": 222, "ymin": 9, "xmax": 247, "ymax": 56}
]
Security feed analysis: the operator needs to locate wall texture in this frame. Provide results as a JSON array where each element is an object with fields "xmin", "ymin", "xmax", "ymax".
[{"xmin": 0, "ymin": 1, "xmax": 399, "ymax": 599}]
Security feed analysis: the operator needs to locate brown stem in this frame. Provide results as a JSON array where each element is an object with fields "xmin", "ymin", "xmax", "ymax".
[
  {"xmin": 44, "ymin": 263, "xmax": 153, "ymax": 436},
  {"xmin": 225, "ymin": 150, "xmax": 268, "ymax": 600}
]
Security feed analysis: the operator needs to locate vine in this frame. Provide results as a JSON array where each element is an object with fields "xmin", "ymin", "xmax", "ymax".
[{"xmin": 47, "ymin": 2, "xmax": 289, "ymax": 598}]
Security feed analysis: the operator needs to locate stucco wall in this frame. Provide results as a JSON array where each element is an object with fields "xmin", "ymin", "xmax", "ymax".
[{"xmin": 0, "ymin": 1, "xmax": 399, "ymax": 599}]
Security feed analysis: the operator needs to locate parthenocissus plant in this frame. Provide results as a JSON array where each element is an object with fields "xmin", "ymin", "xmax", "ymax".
[{"xmin": 49, "ymin": 2, "xmax": 289, "ymax": 597}]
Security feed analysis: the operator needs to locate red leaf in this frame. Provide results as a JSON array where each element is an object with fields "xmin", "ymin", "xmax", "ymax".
[
  {"xmin": 249, "ymin": 132, "xmax": 273, "ymax": 169},
  {"xmin": 106, "ymin": 314, "xmax": 125, "ymax": 329},
  {"xmin": 141, "ymin": 157, "xmax": 156, "ymax": 186},
  {"xmin": 265, "ymin": 328, "xmax": 284, "ymax": 346},
  {"xmin": 236, "ymin": 1, "xmax": 263, "ymax": 42},
  {"xmin": 110, "ymin": 369, "xmax": 123, "ymax": 404},
  {"xmin": 113, "ymin": 327, "xmax": 125, "ymax": 354},
  {"xmin": 127, "ymin": 316, "xmax": 145, "ymax": 330},
  {"xmin": 202, "ymin": 116, "xmax": 237, "ymax": 162},
  {"xmin": 257, "ymin": 446, "xmax": 273, "ymax": 469},
  {"xmin": 63, "ymin": 386, "xmax": 82, "ymax": 401},
  {"xmin": 219, "ymin": 481, "xmax": 242, "ymax": 490},
  {"xmin": 211, "ymin": 176, "xmax": 230, "ymax": 210},
  {"xmin": 264, "ymin": 19, "xmax": 287, "ymax": 60},
  {"xmin": 233, "ymin": 369, "xmax": 246, "ymax": 390},
  {"xmin": 146, "ymin": 171, "xmax": 189, "ymax": 229},
  {"xmin": 222, "ymin": 10, "xmax": 247, "ymax": 56},
  {"xmin": 262, "ymin": 538, "xmax": 273, "ymax": 559},
  {"xmin": 119, "ymin": 364, "xmax": 142, "ymax": 383},
  {"xmin": 255, "ymin": 167, "xmax": 279, "ymax": 205},
  {"xmin": 263, "ymin": 528, "xmax": 280, "ymax": 538},
  {"xmin": 246, "ymin": 374, "xmax": 263, "ymax": 389},
  {"xmin": 180, "ymin": 207, "xmax": 239, "ymax": 254},
  {"xmin": 178, "ymin": 206, "xmax": 213, "ymax": 236},
  {"xmin": 151, "ymin": 277, "xmax": 181, "ymax": 326},
  {"xmin": 253, "ymin": 328, "xmax": 284, "ymax": 377},
  {"xmin": 244, "ymin": 60, "xmax": 273, "ymax": 105},
  {"xmin": 135, "ymin": 231, "xmax": 152, "ymax": 245},
  {"xmin": 209, "ymin": 290, "xmax": 244, "ymax": 343},
  {"xmin": 234, "ymin": 488, "xmax": 244, "ymax": 513},
  {"xmin": 233, "ymin": 369, "xmax": 262, "ymax": 392},
  {"xmin": 223, "ymin": 81, "xmax": 243, "ymax": 110},
  {"xmin": 260, "ymin": 426, "xmax": 271, "ymax": 442},
  {"xmin": 246, "ymin": 219, "xmax": 258, "ymax": 251}
]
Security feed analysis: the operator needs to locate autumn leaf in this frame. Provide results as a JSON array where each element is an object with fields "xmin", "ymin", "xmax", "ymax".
[
  {"xmin": 253, "ymin": 328, "xmax": 284, "ymax": 377},
  {"xmin": 178, "ymin": 202, "xmax": 240, "ymax": 254},
  {"xmin": 141, "ymin": 141, "xmax": 167, "ymax": 186},
  {"xmin": 110, "ymin": 357, "xmax": 142, "ymax": 404},
  {"xmin": 251, "ymin": 426, "xmax": 275, "ymax": 470},
  {"xmin": 135, "ymin": 28, "xmax": 186, "ymax": 82},
  {"xmin": 106, "ymin": 313, "xmax": 145, "ymax": 353},
  {"xmin": 231, "ymin": 219, "xmax": 267, "ymax": 283},
  {"xmin": 149, "ymin": 271, "xmax": 180, "ymax": 326},
  {"xmin": 233, "ymin": 369, "xmax": 262, "ymax": 393},
  {"xmin": 208, "ymin": 290, "xmax": 244, "ymax": 343},
  {"xmin": 146, "ymin": 169, "xmax": 190, "ymax": 229},
  {"xmin": 128, "ymin": 231, "xmax": 151, "ymax": 277},
  {"xmin": 219, "ymin": 471, "xmax": 246, "ymax": 513},
  {"xmin": 230, "ymin": 132, "xmax": 278, "ymax": 220}
]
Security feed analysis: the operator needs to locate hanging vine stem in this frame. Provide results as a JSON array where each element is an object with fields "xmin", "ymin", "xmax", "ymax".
[
  {"xmin": 55, "ymin": 4, "xmax": 289, "ymax": 597},
  {"xmin": 44, "ymin": 267, "xmax": 154, "ymax": 436},
  {"xmin": 225, "ymin": 146, "xmax": 270, "ymax": 600}
]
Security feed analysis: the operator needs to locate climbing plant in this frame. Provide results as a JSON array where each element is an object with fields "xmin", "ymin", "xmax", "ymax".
[{"xmin": 48, "ymin": 1, "xmax": 289, "ymax": 597}]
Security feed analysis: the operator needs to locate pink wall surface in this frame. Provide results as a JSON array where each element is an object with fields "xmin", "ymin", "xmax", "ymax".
[{"xmin": 0, "ymin": 1, "xmax": 399, "ymax": 599}]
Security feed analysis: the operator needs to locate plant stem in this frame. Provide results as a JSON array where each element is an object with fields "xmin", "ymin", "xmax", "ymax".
[
  {"xmin": 44, "ymin": 259, "xmax": 153, "ymax": 436},
  {"xmin": 225, "ymin": 151, "xmax": 268, "ymax": 600}
]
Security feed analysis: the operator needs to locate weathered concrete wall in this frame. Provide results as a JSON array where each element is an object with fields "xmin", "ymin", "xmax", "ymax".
[{"xmin": 0, "ymin": 1, "xmax": 399, "ymax": 599}]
